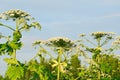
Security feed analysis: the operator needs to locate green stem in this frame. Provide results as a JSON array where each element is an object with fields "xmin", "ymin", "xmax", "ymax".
[
  {"xmin": 0, "ymin": 24, "xmax": 15, "ymax": 31},
  {"xmin": 97, "ymin": 38, "xmax": 101, "ymax": 47},
  {"xmin": 57, "ymin": 48, "xmax": 62, "ymax": 80},
  {"xmin": 16, "ymin": 19, "xmax": 19, "ymax": 30},
  {"xmin": 85, "ymin": 37, "xmax": 97, "ymax": 46},
  {"xmin": 13, "ymin": 49, "xmax": 16, "ymax": 59},
  {"xmin": 57, "ymin": 54, "xmax": 60, "ymax": 80},
  {"xmin": 98, "ymin": 70, "xmax": 100, "ymax": 80},
  {"xmin": 101, "ymin": 39, "xmax": 109, "ymax": 47}
]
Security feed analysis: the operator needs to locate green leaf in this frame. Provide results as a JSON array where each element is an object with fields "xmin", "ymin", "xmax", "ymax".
[
  {"xmin": 4, "ymin": 58, "xmax": 19, "ymax": 65},
  {"xmin": 6, "ymin": 66, "xmax": 24, "ymax": 80},
  {"xmin": 78, "ymin": 71, "xmax": 84, "ymax": 77},
  {"xmin": 28, "ymin": 60, "xmax": 40, "ymax": 73},
  {"xmin": 13, "ymin": 30, "xmax": 22, "ymax": 41},
  {"xmin": 70, "ymin": 54, "xmax": 81, "ymax": 68},
  {"xmin": 0, "ymin": 44, "xmax": 6, "ymax": 55},
  {"xmin": 9, "ymin": 41, "xmax": 22, "ymax": 50}
]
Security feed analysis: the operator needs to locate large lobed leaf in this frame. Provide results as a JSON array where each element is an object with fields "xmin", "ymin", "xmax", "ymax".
[{"xmin": 6, "ymin": 66, "xmax": 24, "ymax": 80}]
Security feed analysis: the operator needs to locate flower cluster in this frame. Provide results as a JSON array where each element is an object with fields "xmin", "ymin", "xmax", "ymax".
[
  {"xmin": 46, "ymin": 37, "xmax": 75, "ymax": 50},
  {"xmin": 91, "ymin": 31, "xmax": 115, "ymax": 39},
  {"xmin": 79, "ymin": 33, "xmax": 86, "ymax": 37},
  {"xmin": 112, "ymin": 36, "xmax": 120, "ymax": 45},
  {"xmin": 0, "ymin": 9, "xmax": 33, "ymax": 20},
  {"xmin": 33, "ymin": 40, "xmax": 45, "ymax": 46}
]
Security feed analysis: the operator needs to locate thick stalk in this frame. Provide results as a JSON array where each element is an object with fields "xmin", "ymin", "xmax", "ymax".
[
  {"xmin": 97, "ymin": 38, "xmax": 101, "ymax": 79},
  {"xmin": 16, "ymin": 19, "xmax": 19, "ymax": 30},
  {"xmin": 98, "ymin": 71, "xmax": 100, "ymax": 80},
  {"xmin": 12, "ymin": 49, "xmax": 16, "ymax": 59},
  {"xmin": 57, "ymin": 48, "xmax": 62, "ymax": 80},
  {"xmin": 97, "ymin": 38, "xmax": 101, "ymax": 48}
]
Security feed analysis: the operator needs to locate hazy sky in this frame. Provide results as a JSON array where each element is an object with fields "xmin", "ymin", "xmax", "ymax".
[{"xmin": 0, "ymin": 0, "xmax": 120, "ymax": 75}]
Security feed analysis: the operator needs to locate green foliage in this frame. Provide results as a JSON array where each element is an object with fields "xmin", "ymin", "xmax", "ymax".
[
  {"xmin": 97, "ymin": 54, "xmax": 120, "ymax": 79},
  {"xmin": 13, "ymin": 30, "xmax": 22, "ymax": 41},
  {"xmin": 0, "ymin": 10, "xmax": 120, "ymax": 80},
  {"xmin": 0, "ymin": 38, "xmax": 22, "ymax": 56},
  {"xmin": 70, "ymin": 54, "xmax": 81, "ymax": 69},
  {"xmin": 4, "ymin": 58, "xmax": 19, "ymax": 65},
  {"xmin": 6, "ymin": 65, "xmax": 24, "ymax": 80},
  {"xmin": 0, "ymin": 75, "xmax": 10, "ymax": 80},
  {"xmin": 8, "ymin": 41, "xmax": 22, "ymax": 50},
  {"xmin": 70, "ymin": 54, "xmax": 81, "ymax": 78},
  {"xmin": 0, "ymin": 42, "xmax": 13, "ymax": 55}
]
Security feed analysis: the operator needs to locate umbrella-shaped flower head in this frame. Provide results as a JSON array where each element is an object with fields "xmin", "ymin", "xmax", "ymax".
[
  {"xmin": 0, "ymin": 9, "xmax": 41, "ymax": 31},
  {"xmin": 91, "ymin": 31, "xmax": 115, "ymax": 39},
  {"xmin": 0, "ymin": 9, "xmax": 33, "ymax": 21},
  {"xmin": 46, "ymin": 37, "xmax": 75, "ymax": 51},
  {"xmin": 112, "ymin": 36, "xmax": 120, "ymax": 45}
]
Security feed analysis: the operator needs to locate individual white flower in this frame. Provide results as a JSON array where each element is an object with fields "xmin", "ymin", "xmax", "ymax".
[
  {"xmin": 9, "ymin": 14, "xmax": 15, "ymax": 17},
  {"xmin": 21, "ymin": 14, "xmax": 25, "ymax": 17}
]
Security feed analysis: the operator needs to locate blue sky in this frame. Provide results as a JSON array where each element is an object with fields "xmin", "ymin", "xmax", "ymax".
[{"xmin": 0, "ymin": 0, "xmax": 120, "ymax": 75}]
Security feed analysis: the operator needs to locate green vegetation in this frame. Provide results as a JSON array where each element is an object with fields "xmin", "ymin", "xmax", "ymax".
[{"xmin": 0, "ymin": 10, "xmax": 120, "ymax": 80}]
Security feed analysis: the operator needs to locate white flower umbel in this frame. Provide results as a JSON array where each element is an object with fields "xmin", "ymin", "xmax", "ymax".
[
  {"xmin": 46, "ymin": 37, "xmax": 75, "ymax": 51},
  {"xmin": 91, "ymin": 31, "xmax": 115, "ymax": 39},
  {"xmin": 79, "ymin": 33, "xmax": 86, "ymax": 37},
  {"xmin": 0, "ymin": 9, "xmax": 41, "ymax": 31},
  {"xmin": 0, "ymin": 9, "xmax": 33, "ymax": 21},
  {"xmin": 33, "ymin": 40, "xmax": 46, "ymax": 45},
  {"xmin": 112, "ymin": 36, "xmax": 120, "ymax": 45}
]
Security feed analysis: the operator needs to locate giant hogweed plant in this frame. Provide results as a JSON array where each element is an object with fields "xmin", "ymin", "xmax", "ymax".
[
  {"xmin": 78, "ymin": 31, "xmax": 115, "ymax": 63},
  {"xmin": 33, "ymin": 37, "xmax": 76, "ymax": 80},
  {"xmin": 78, "ymin": 32, "xmax": 120, "ymax": 80},
  {"xmin": 27, "ymin": 33, "xmax": 120, "ymax": 80},
  {"xmin": 0, "ymin": 9, "xmax": 41, "ymax": 80},
  {"xmin": 0, "ymin": 10, "xmax": 120, "ymax": 80}
]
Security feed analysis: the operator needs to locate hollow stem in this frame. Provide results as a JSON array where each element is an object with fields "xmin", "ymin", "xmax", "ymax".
[
  {"xmin": 12, "ymin": 49, "xmax": 16, "ymax": 59},
  {"xmin": 57, "ymin": 48, "xmax": 62, "ymax": 80},
  {"xmin": 97, "ymin": 38, "xmax": 101, "ymax": 47}
]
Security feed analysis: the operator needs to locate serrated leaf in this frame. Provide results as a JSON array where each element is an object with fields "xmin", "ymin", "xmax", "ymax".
[
  {"xmin": 28, "ymin": 60, "xmax": 40, "ymax": 73},
  {"xmin": 0, "ymin": 44, "xmax": 6, "ymax": 55},
  {"xmin": 4, "ymin": 58, "xmax": 19, "ymax": 65},
  {"xmin": 6, "ymin": 66, "xmax": 24, "ymax": 80},
  {"xmin": 70, "ymin": 54, "xmax": 80, "ymax": 68}
]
